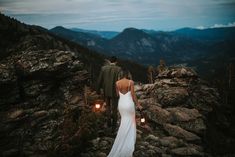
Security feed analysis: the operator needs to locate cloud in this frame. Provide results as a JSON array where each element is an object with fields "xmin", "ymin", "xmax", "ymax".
[
  {"xmin": 1, "ymin": 0, "xmax": 235, "ymax": 31},
  {"xmin": 196, "ymin": 26, "xmax": 206, "ymax": 30},
  {"xmin": 211, "ymin": 22, "xmax": 235, "ymax": 28},
  {"xmin": 197, "ymin": 21, "xmax": 235, "ymax": 29}
]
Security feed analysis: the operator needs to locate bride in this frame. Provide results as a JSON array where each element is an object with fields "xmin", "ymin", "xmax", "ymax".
[{"xmin": 107, "ymin": 68, "xmax": 142, "ymax": 157}]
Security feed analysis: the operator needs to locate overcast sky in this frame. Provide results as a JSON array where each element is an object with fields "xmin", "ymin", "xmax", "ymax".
[{"xmin": 1, "ymin": 0, "xmax": 235, "ymax": 31}]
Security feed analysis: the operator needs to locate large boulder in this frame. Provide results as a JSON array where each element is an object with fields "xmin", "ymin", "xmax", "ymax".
[
  {"xmin": 163, "ymin": 123, "xmax": 201, "ymax": 142},
  {"xmin": 0, "ymin": 49, "xmax": 91, "ymax": 156}
]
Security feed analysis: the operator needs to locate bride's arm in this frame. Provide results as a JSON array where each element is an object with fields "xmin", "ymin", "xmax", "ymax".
[{"xmin": 130, "ymin": 81, "xmax": 141, "ymax": 108}]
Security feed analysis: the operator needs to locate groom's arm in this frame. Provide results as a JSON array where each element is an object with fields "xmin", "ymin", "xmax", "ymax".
[
  {"xmin": 115, "ymin": 82, "xmax": 119, "ymax": 97},
  {"xmin": 96, "ymin": 68, "xmax": 104, "ymax": 94}
]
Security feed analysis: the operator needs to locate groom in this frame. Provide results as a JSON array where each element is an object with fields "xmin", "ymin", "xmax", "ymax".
[{"xmin": 97, "ymin": 56, "xmax": 122, "ymax": 132}]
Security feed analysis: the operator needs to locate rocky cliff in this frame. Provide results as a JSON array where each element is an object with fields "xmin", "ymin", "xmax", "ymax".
[
  {"xmin": 0, "ymin": 49, "xmax": 90, "ymax": 156},
  {"xmin": 81, "ymin": 66, "xmax": 221, "ymax": 157},
  {"xmin": 0, "ymin": 48, "xmax": 221, "ymax": 157}
]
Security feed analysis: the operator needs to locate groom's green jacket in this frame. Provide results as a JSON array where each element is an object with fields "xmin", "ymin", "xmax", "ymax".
[{"xmin": 97, "ymin": 63, "xmax": 121, "ymax": 98}]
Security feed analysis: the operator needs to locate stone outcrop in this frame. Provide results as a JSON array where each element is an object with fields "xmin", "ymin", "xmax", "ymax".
[
  {"xmin": 78, "ymin": 66, "xmax": 221, "ymax": 157},
  {"xmin": 0, "ymin": 51, "xmax": 223, "ymax": 157},
  {"xmin": 0, "ymin": 49, "xmax": 92, "ymax": 156}
]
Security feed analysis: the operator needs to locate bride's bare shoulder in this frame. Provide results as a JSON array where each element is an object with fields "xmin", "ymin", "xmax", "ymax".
[
  {"xmin": 116, "ymin": 80, "xmax": 121, "ymax": 85},
  {"xmin": 130, "ymin": 80, "xmax": 134, "ymax": 84}
]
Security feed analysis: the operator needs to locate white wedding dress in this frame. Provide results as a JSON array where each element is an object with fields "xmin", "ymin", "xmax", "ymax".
[{"xmin": 107, "ymin": 82, "xmax": 136, "ymax": 157}]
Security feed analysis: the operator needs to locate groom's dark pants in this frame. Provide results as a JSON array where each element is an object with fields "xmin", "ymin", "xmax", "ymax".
[{"xmin": 105, "ymin": 96, "xmax": 118, "ymax": 131}]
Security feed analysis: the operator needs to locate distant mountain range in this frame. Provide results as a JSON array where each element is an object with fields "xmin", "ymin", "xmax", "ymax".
[
  {"xmin": 108, "ymin": 27, "xmax": 208, "ymax": 64},
  {"xmin": 173, "ymin": 27, "xmax": 235, "ymax": 42},
  {"xmin": 50, "ymin": 26, "xmax": 108, "ymax": 53},
  {"xmin": 50, "ymin": 26, "xmax": 235, "ymax": 79},
  {"xmin": 50, "ymin": 26, "xmax": 205, "ymax": 63},
  {"xmin": 0, "ymin": 14, "xmax": 147, "ymax": 82},
  {"xmin": 71, "ymin": 28, "xmax": 119, "ymax": 39}
]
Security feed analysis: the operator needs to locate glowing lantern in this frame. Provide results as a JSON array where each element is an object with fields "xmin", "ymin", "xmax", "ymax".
[
  {"xmin": 95, "ymin": 103, "xmax": 101, "ymax": 109},
  {"xmin": 140, "ymin": 117, "xmax": 145, "ymax": 123},
  {"xmin": 139, "ymin": 110, "xmax": 146, "ymax": 125},
  {"xmin": 93, "ymin": 99, "xmax": 104, "ymax": 112}
]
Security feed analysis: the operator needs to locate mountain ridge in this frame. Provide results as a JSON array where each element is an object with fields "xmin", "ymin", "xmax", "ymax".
[
  {"xmin": 71, "ymin": 27, "xmax": 119, "ymax": 39},
  {"xmin": 173, "ymin": 26, "xmax": 235, "ymax": 41},
  {"xmin": 49, "ymin": 25, "xmax": 235, "ymax": 81}
]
